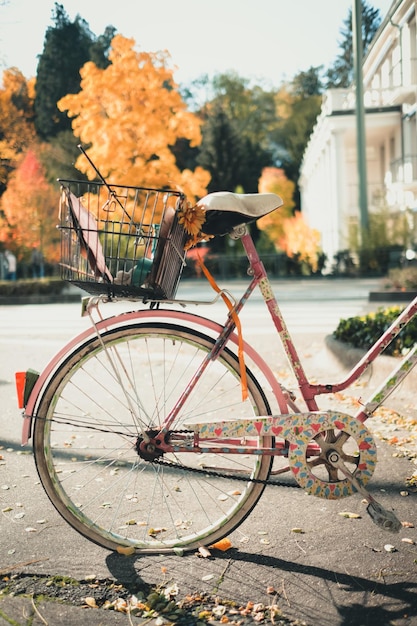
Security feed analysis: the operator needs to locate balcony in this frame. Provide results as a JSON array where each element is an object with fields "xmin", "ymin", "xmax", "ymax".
[
  {"xmin": 323, "ymin": 86, "xmax": 416, "ymax": 114},
  {"xmin": 389, "ymin": 154, "xmax": 417, "ymax": 185}
]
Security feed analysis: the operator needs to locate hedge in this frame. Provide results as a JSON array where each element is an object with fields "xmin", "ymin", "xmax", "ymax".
[
  {"xmin": 333, "ymin": 306, "xmax": 417, "ymax": 356},
  {"xmin": 0, "ymin": 278, "xmax": 67, "ymax": 297}
]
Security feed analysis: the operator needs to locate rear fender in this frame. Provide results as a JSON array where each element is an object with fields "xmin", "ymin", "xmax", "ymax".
[
  {"xmin": 20, "ymin": 317, "xmax": 117, "ymax": 445},
  {"xmin": 20, "ymin": 308, "xmax": 288, "ymax": 445}
]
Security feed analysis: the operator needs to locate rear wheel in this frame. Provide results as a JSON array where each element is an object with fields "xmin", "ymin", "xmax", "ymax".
[{"xmin": 33, "ymin": 322, "xmax": 273, "ymax": 553}]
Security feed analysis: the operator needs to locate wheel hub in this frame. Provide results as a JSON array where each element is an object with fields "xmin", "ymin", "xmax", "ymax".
[
  {"xmin": 135, "ymin": 430, "xmax": 165, "ymax": 461},
  {"xmin": 327, "ymin": 450, "xmax": 340, "ymax": 465}
]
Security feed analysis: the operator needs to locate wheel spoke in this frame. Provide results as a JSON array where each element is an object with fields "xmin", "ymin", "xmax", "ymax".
[{"xmin": 33, "ymin": 322, "xmax": 273, "ymax": 553}]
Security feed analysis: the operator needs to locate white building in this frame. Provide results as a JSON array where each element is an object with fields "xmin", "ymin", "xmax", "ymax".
[{"xmin": 299, "ymin": 0, "xmax": 417, "ymax": 270}]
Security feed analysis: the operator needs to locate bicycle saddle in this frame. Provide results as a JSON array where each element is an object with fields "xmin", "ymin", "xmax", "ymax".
[{"xmin": 197, "ymin": 191, "xmax": 283, "ymax": 235}]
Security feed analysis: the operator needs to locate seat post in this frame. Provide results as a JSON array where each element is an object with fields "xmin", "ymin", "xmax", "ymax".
[
  {"xmin": 240, "ymin": 227, "xmax": 319, "ymax": 409},
  {"xmin": 239, "ymin": 229, "xmax": 266, "ymax": 280}
]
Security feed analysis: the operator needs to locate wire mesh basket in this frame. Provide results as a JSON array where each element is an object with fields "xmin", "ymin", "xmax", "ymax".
[{"xmin": 59, "ymin": 180, "xmax": 188, "ymax": 301}]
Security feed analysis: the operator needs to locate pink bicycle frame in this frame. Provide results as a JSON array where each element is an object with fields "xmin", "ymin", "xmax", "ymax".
[{"xmin": 239, "ymin": 230, "xmax": 417, "ymax": 422}]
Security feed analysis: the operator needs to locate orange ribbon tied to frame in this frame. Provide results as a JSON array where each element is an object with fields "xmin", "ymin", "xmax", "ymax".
[{"xmin": 195, "ymin": 252, "xmax": 248, "ymax": 401}]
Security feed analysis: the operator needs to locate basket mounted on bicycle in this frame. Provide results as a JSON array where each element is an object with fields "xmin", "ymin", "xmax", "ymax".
[{"xmin": 58, "ymin": 179, "xmax": 188, "ymax": 301}]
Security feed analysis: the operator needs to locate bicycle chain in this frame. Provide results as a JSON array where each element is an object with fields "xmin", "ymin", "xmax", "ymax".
[
  {"xmin": 43, "ymin": 419, "xmax": 298, "ymax": 488},
  {"xmin": 152, "ymin": 456, "xmax": 299, "ymax": 488},
  {"xmin": 153, "ymin": 429, "xmax": 298, "ymax": 488}
]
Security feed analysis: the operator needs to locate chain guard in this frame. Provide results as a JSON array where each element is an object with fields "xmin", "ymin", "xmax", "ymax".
[{"xmin": 150, "ymin": 411, "xmax": 377, "ymax": 498}]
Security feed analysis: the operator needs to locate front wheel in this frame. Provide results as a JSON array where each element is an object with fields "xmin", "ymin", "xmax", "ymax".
[{"xmin": 33, "ymin": 322, "xmax": 273, "ymax": 553}]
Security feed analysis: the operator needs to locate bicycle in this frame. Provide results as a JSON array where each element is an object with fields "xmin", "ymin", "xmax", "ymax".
[{"xmin": 15, "ymin": 167, "xmax": 417, "ymax": 555}]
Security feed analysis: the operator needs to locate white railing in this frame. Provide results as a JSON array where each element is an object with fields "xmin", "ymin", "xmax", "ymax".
[
  {"xmin": 323, "ymin": 86, "xmax": 416, "ymax": 113},
  {"xmin": 390, "ymin": 155, "xmax": 417, "ymax": 184}
]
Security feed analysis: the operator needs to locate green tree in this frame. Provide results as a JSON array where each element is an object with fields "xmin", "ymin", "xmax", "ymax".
[
  {"xmin": 276, "ymin": 94, "xmax": 322, "ymax": 184},
  {"xmin": 209, "ymin": 72, "xmax": 277, "ymax": 150},
  {"xmin": 186, "ymin": 72, "xmax": 277, "ymax": 190},
  {"xmin": 271, "ymin": 69, "xmax": 323, "ymax": 205},
  {"xmin": 34, "ymin": 3, "xmax": 115, "ymax": 140},
  {"xmin": 197, "ymin": 104, "xmax": 243, "ymax": 193},
  {"xmin": 326, "ymin": 1, "xmax": 381, "ymax": 88},
  {"xmin": 89, "ymin": 25, "xmax": 116, "ymax": 69},
  {"xmin": 291, "ymin": 65, "xmax": 324, "ymax": 97},
  {"xmin": 38, "ymin": 131, "xmax": 89, "ymax": 185},
  {"xmin": 238, "ymin": 137, "xmax": 271, "ymax": 193}
]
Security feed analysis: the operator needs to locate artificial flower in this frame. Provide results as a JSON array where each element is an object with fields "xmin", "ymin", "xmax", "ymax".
[
  {"xmin": 177, "ymin": 201, "xmax": 206, "ymax": 236},
  {"xmin": 177, "ymin": 200, "xmax": 212, "ymax": 249}
]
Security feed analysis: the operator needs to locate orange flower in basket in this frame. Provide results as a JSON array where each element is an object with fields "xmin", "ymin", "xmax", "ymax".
[{"xmin": 177, "ymin": 202, "xmax": 206, "ymax": 237}]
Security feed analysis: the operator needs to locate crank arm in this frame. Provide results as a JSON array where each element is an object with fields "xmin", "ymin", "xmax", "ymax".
[{"xmin": 327, "ymin": 451, "xmax": 402, "ymax": 533}]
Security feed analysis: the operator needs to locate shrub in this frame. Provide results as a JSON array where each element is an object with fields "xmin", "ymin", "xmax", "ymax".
[
  {"xmin": 333, "ymin": 306, "xmax": 417, "ymax": 356},
  {"xmin": 384, "ymin": 266, "xmax": 417, "ymax": 291},
  {"xmin": 0, "ymin": 278, "xmax": 66, "ymax": 297}
]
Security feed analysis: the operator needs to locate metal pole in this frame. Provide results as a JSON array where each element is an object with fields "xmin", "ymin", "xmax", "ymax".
[{"xmin": 353, "ymin": 0, "xmax": 369, "ymax": 233}]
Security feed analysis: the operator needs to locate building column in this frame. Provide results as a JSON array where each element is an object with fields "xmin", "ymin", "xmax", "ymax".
[{"xmin": 323, "ymin": 128, "xmax": 346, "ymax": 264}]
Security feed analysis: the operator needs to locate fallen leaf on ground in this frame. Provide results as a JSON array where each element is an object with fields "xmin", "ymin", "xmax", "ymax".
[
  {"xmin": 339, "ymin": 512, "xmax": 362, "ymax": 519},
  {"xmin": 384, "ymin": 544, "xmax": 397, "ymax": 552},
  {"xmin": 198, "ymin": 546, "xmax": 211, "ymax": 558},
  {"xmin": 116, "ymin": 546, "xmax": 135, "ymax": 556},
  {"xmin": 210, "ymin": 538, "xmax": 232, "ymax": 551}
]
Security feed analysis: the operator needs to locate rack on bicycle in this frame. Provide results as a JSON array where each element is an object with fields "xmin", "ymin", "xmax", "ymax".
[{"xmin": 58, "ymin": 180, "xmax": 188, "ymax": 301}]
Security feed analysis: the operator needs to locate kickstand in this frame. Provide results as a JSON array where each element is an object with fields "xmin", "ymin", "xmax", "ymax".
[
  {"xmin": 366, "ymin": 498, "xmax": 402, "ymax": 533},
  {"xmin": 328, "ymin": 451, "xmax": 402, "ymax": 533}
]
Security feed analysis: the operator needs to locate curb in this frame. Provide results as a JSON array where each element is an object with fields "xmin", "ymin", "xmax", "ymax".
[
  {"xmin": 369, "ymin": 291, "xmax": 417, "ymax": 302},
  {"xmin": 324, "ymin": 334, "xmax": 416, "ymax": 394}
]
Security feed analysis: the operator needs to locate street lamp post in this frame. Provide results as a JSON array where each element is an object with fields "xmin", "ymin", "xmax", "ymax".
[{"xmin": 353, "ymin": 0, "xmax": 369, "ymax": 234}]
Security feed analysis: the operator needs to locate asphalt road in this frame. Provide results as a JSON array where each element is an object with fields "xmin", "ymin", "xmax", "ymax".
[{"xmin": 1, "ymin": 278, "xmax": 416, "ymax": 626}]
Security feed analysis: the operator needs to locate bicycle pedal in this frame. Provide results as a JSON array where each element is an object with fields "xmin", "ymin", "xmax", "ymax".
[{"xmin": 366, "ymin": 501, "xmax": 402, "ymax": 533}]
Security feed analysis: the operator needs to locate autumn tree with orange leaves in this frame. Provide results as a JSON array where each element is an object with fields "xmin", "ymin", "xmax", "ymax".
[
  {"xmin": 257, "ymin": 167, "xmax": 322, "ymax": 272},
  {"xmin": 280, "ymin": 211, "xmax": 322, "ymax": 272},
  {"xmin": 0, "ymin": 150, "xmax": 60, "ymax": 263},
  {"xmin": 256, "ymin": 167, "xmax": 295, "ymax": 243},
  {"xmin": 0, "ymin": 69, "xmax": 36, "ymax": 194},
  {"xmin": 58, "ymin": 35, "xmax": 210, "ymax": 202}
]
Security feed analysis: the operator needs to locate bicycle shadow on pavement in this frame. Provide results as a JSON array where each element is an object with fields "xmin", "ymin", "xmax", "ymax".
[
  {"xmin": 225, "ymin": 550, "xmax": 417, "ymax": 626},
  {"xmin": 106, "ymin": 549, "xmax": 417, "ymax": 626}
]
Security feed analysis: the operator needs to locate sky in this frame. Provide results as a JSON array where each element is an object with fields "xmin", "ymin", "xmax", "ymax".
[{"xmin": 0, "ymin": 0, "xmax": 395, "ymax": 88}]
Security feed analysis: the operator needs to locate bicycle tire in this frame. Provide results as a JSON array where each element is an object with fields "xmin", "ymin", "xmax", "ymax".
[{"xmin": 33, "ymin": 321, "xmax": 273, "ymax": 553}]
